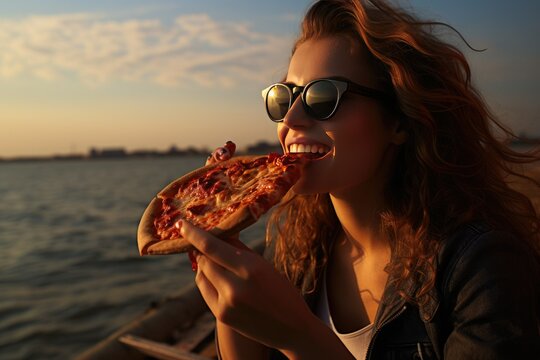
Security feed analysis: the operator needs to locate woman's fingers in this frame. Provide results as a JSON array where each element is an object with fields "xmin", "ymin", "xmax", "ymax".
[
  {"xmin": 197, "ymin": 253, "xmax": 241, "ymax": 307},
  {"xmin": 179, "ymin": 220, "xmax": 251, "ymax": 276},
  {"xmin": 206, "ymin": 140, "xmax": 236, "ymax": 165},
  {"xmin": 226, "ymin": 236, "xmax": 250, "ymax": 251},
  {"xmin": 194, "ymin": 260, "xmax": 219, "ymax": 310},
  {"xmin": 222, "ymin": 141, "xmax": 236, "ymax": 157},
  {"xmin": 186, "ymin": 230, "xmax": 241, "ymax": 273}
]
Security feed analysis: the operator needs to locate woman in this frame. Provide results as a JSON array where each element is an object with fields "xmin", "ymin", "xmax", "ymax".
[{"xmin": 180, "ymin": 0, "xmax": 540, "ymax": 358}]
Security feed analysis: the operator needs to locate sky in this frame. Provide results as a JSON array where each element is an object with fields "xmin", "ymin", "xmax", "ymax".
[{"xmin": 1, "ymin": 0, "xmax": 539, "ymax": 158}]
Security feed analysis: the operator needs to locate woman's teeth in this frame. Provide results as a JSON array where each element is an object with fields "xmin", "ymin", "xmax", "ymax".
[{"xmin": 288, "ymin": 143, "xmax": 330, "ymax": 155}]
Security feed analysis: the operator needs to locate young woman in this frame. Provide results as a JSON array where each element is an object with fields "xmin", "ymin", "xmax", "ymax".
[{"xmin": 180, "ymin": 0, "xmax": 540, "ymax": 358}]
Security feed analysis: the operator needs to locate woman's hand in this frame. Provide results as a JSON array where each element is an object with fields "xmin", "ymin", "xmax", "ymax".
[
  {"xmin": 179, "ymin": 219, "xmax": 326, "ymax": 358},
  {"xmin": 206, "ymin": 141, "xmax": 236, "ymax": 165}
]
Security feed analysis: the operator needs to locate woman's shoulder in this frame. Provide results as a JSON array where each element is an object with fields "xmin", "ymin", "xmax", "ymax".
[
  {"xmin": 438, "ymin": 220, "xmax": 538, "ymax": 263},
  {"xmin": 436, "ymin": 220, "xmax": 540, "ymax": 294}
]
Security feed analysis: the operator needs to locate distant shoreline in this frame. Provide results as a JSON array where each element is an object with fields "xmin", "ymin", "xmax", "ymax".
[
  {"xmin": 1, "ymin": 140, "xmax": 538, "ymax": 164},
  {"xmin": 0, "ymin": 141, "xmax": 283, "ymax": 163},
  {"xmin": 0, "ymin": 151, "xmax": 259, "ymax": 164}
]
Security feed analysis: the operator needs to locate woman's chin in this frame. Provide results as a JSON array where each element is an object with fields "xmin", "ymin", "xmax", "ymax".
[{"xmin": 291, "ymin": 178, "xmax": 326, "ymax": 195}]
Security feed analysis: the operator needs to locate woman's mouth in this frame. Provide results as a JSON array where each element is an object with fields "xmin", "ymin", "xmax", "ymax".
[{"xmin": 286, "ymin": 143, "xmax": 333, "ymax": 161}]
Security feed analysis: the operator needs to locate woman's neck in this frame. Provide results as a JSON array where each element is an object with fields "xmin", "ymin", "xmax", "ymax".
[{"xmin": 329, "ymin": 180, "xmax": 390, "ymax": 258}]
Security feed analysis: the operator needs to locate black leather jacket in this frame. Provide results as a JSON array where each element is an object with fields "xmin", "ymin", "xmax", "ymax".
[
  {"xmin": 218, "ymin": 221, "xmax": 540, "ymax": 359},
  {"xmin": 357, "ymin": 221, "xmax": 540, "ymax": 359}
]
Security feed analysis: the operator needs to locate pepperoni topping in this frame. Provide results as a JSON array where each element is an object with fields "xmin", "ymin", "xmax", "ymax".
[
  {"xmin": 187, "ymin": 204, "xmax": 209, "ymax": 216},
  {"xmin": 267, "ymin": 152, "xmax": 280, "ymax": 163},
  {"xmin": 226, "ymin": 202, "xmax": 241, "ymax": 213},
  {"xmin": 275, "ymin": 176, "xmax": 290, "ymax": 189},
  {"xmin": 254, "ymin": 193, "xmax": 270, "ymax": 211},
  {"xmin": 209, "ymin": 180, "xmax": 227, "ymax": 195},
  {"xmin": 276, "ymin": 153, "xmax": 295, "ymax": 167},
  {"xmin": 246, "ymin": 157, "xmax": 268, "ymax": 169},
  {"xmin": 225, "ymin": 163, "xmax": 245, "ymax": 183}
]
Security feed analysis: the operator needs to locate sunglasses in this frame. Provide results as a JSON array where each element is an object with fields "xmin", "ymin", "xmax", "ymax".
[{"xmin": 261, "ymin": 77, "xmax": 395, "ymax": 122}]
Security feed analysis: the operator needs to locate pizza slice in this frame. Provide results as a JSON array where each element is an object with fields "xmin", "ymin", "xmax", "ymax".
[{"xmin": 137, "ymin": 152, "xmax": 307, "ymax": 255}]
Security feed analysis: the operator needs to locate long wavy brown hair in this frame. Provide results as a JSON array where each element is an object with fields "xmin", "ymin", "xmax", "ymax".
[{"xmin": 265, "ymin": 0, "xmax": 540, "ymax": 307}]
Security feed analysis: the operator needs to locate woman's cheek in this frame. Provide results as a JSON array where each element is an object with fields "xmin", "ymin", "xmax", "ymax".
[
  {"xmin": 335, "ymin": 119, "xmax": 388, "ymax": 184},
  {"xmin": 276, "ymin": 124, "xmax": 287, "ymax": 153}
]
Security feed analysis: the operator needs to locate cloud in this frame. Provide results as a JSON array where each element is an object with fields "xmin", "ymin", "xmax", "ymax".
[
  {"xmin": 0, "ymin": 12, "xmax": 292, "ymax": 87},
  {"xmin": 279, "ymin": 13, "xmax": 301, "ymax": 22}
]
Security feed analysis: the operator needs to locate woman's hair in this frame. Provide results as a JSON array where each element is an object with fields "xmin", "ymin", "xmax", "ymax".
[{"xmin": 266, "ymin": 0, "xmax": 540, "ymax": 307}]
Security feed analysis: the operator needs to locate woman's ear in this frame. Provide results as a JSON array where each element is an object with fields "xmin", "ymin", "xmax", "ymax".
[{"xmin": 390, "ymin": 119, "xmax": 408, "ymax": 145}]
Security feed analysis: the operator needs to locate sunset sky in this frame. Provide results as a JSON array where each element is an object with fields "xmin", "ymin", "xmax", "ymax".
[{"xmin": 1, "ymin": 0, "xmax": 539, "ymax": 158}]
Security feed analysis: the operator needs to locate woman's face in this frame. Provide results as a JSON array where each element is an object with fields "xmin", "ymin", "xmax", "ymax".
[{"xmin": 276, "ymin": 35, "xmax": 405, "ymax": 196}]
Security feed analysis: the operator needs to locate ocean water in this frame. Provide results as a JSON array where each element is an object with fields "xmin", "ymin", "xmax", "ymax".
[{"xmin": 0, "ymin": 157, "xmax": 268, "ymax": 359}]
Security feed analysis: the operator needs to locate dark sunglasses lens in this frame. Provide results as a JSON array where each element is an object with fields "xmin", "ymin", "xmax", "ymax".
[
  {"xmin": 266, "ymin": 85, "xmax": 291, "ymax": 121},
  {"xmin": 305, "ymin": 81, "xmax": 339, "ymax": 119}
]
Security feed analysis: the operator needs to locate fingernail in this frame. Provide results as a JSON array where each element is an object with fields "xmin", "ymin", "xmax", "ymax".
[
  {"xmin": 188, "ymin": 251, "xmax": 198, "ymax": 272},
  {"xmin": 175, "ymin": 220, "xmax": 184, "ymax": 236}
]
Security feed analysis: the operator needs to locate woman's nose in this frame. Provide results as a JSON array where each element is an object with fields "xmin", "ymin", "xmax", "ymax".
[{"xmin": 282, "ymin": 95, "xmax": 312, "ymax": 129}]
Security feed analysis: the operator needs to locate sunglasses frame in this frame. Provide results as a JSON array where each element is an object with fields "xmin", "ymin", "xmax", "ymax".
[{"xmin": 261, "ymin": 77, "xmax": 395, "ymax": 122}]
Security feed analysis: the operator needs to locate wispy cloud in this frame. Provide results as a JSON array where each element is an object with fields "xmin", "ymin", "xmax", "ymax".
[
  {"xmin": 0, "ymin": 12, "xmax": 292, "ymax": 87},
  {"xmin": 279, "ymin": 13, "xmax": 301, "ymax": 22}
]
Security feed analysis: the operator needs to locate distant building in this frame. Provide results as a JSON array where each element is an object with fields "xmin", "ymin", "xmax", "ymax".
[
  {"xmin": 89, "ymin": 147, "xmax": 127, "ymax": 158},
  {"xmin": 131, "ymin": 149, "xmax": 160, "ymax": 157},
  {"xmin": 184, "ymin": 146, "xmax": 204, "ymax": 155},
  {"xmin": 166, "ymin": 145, "xmax": 187, "ymax": 156}
]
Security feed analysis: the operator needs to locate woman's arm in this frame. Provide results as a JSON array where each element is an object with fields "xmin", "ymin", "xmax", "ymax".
[{"xmin": 216, "ymin": 320, "xmax": 270, "ymax": 360}]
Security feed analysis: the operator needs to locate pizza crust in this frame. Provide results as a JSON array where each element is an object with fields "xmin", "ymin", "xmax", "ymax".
[{"xmin": 137, "ymin": 155, "xmax": 267, "ymax": 255}]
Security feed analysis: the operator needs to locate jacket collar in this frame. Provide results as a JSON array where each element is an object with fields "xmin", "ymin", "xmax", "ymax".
[
  {"xmin": 373, "ymin": 220, "xmax": 492, "ymax": 326},
  {"xmin": 374, "ymin": 265, "xmax": 440, "ymax": 326}
]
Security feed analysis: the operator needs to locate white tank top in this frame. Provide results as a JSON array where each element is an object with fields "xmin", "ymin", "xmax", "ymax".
[{"xmin": 315, "ymin": 266, "xmax": 374, "ymax": 360}]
